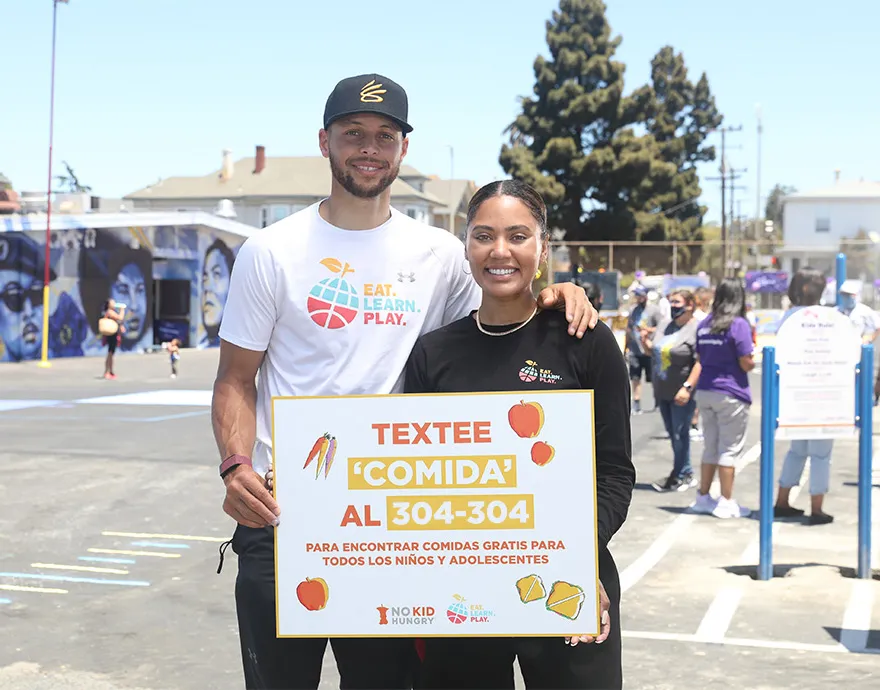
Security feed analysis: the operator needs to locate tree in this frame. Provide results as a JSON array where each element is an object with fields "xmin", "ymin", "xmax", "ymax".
[
  {"xmin": 500, "ymin": 0, "xmax": 675, "ymax": 248},
  {"xmin": 54, "ymin": 161, "xmax": 92, "ymax": 194},
  {"xmin": 765, "ymin": 184, "xmax": 796, "ymax": 234},
  {"xmin": 643, "ymin": 47, "xmax": 723, "ymax": 242}
]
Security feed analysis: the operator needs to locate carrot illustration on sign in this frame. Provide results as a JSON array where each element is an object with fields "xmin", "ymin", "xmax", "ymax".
[{"xmin": 303, "ymin": 433, "xmax": 338, "ymax": 479}]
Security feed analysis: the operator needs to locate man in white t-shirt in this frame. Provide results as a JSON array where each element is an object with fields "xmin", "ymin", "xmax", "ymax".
[{"xmin": 211, "ymin": 73, "xmax": 598, "ymax": 690}]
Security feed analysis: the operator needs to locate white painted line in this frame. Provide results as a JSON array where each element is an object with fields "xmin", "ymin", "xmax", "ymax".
[
  {"xmin": 102, "ymin": 531, "xmax": 229, "ymax": 543},
  {"xmin": 31, "ymin": 563, "xmax": 129, "ymax": 575},
  {"xmin": 694, "ymin": 588, "xmax": 743, "ymax": 642},
  {"xmin": 0, "ymin": 399, "xmax": 63, "ymax": 412},
  {"xmin": 840, "ymin": 580, "xmax": 875, "ymax": 652},
  {"xmin": 621, "ymin": 630, "xmax": 871, "ymax": 654},
  {"xmin": 619, "ymin": 443, "xmax": 760, "ymax": 594},
  {"xmin": 76, "ymin": 390, "xmax": 212, "ymax": 407},
  {"xmin": 87, "ymin": 548, "xmax": 180, "ymax": 559},
  {"xmin": 0, "ymin": 583, "xmax": 68, "ymax": 594}
]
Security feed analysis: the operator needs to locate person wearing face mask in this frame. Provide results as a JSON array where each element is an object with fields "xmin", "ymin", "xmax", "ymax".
[
  {"xmin": 404, "ymin": 180, "xmax": 634, "ymax": 690},
  {"xmin": 643, "ymin": 290, "xmax": 701, "ymax": 492},
  {"xmin": 837, "ymin": 280, "xmax": 880, "ymax": 344}
]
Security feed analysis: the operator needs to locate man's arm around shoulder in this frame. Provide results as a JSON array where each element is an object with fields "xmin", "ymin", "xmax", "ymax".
[{"xmin": 212, "ymin": 340, "xmax": 280, "ymax": 528}]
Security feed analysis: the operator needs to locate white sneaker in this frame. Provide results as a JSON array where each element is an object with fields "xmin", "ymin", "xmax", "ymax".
[
  {"xmin": 688, "ymin": 492, "xmax": 717, "ymax": 515},
  {"xmin": 712, "ymin": 497, "xmax": 751, "ymax": 519}
]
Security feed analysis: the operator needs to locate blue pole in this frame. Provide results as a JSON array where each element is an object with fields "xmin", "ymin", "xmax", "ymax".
[
  {"xmin": 857, "ymin": 343, "xmax": 873, "ymax": 579},
  {"xmin": 836, "ymin": 253, "xmax": 847, "ymax": 308},
  {"xmin": 759, "ymin": 346, "xmax": 777, "ymax": 580}
]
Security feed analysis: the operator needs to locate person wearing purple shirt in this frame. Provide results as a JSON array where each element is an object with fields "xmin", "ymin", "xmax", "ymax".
[{"xmin": 689, "ymin": 278, "xmax": 756, "ymax": 519}]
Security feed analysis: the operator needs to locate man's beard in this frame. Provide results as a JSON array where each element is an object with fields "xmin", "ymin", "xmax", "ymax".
[{"xmin": 329, "ymin": 151, "xmax": 399, "ymax": 199}]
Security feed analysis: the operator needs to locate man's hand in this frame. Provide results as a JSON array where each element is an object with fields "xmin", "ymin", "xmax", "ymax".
[
  {"xmin": 222, "ymin": 465, "xmax": 281, "ymax": 528},
  {"xmin": 565, "ymin": 580, "xmax": 611, "ymax": 646},
  {"xmin": 537, "ymin": 282, "xmax": 599, "ymax": 338}
]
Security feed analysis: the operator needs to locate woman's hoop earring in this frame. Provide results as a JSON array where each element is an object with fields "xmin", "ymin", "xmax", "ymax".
[{"xmin": 462, "ymin": 259, "xmax": 472, "ymax": 276}]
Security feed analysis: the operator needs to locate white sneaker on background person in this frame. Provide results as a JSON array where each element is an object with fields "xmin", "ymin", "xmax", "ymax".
[
  {"xmin": 688, "ymin": 492, "xmax": 717, "ymax": 515},
  {"xmin": 712, "ymin": 496, "xmax": 751, "ymax": 519}
]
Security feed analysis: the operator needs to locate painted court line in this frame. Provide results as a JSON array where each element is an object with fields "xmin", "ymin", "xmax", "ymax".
[
  {"xmin": 694, "ymin": 474, "xmax": 807, "ymax": 642},
  {"xmin": 0, "ymin": 583, "xmax": 68, "ymax": 594},
  {"xmin": 79, "ymin": 556, "xmax": 135, "ymax": 564},
  {"xmin": 693, "ymin": 588, "xmax": 743, "ymax": 642},
  {"xmin": 103, "ymin": 531, "xmax": 229, "ymax": 543},
  {"xmin": 87, "ymin": 548, "xmax": 180, "ymax": 559},
  {"xmin": 621, "ymin": 630, "xmax": 880, "ymax": 655},
  {"xmin": 32, "ymin": 563, "xmax": 129, "ymax": 575},
  {"xmin": 0, "ymin": 572, "xmax": 149, "ymax": 587},
  {"xmin": 620, "ymin": 443, "xmax": 761, "ymax": 594},
  {"xmin": 0, "ymin": 598, "xmax": 11, "ymax": 604},
  {"xmin": 76, "ymin": 390, "xmax": 212, "ymax": 407},
  {"xmin": 130, "ymin": 541, "xmax": 191, "ymax": 549},
  {"xmin": 0, "ymin": 399, "xmax": 63, "ymax": 413},
  {"xmin": 840, "ymin": 580, "xmax": 875, "ymax": 652}
]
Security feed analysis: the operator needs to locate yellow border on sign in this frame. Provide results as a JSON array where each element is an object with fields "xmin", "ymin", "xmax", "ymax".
[{"xmin": 270, "ymin": 389, "xmax": 602, "ymax": 639}]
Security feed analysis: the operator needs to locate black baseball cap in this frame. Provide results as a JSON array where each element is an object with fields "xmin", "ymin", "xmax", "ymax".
[{"xmin": 323, "ymin": 73, "xmax": 413, "ymax": 134}]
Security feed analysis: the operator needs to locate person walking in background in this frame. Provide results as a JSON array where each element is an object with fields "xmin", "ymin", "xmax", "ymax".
[
  {"xmin": 644, "ymin": 289, "xmax": 701, "ymax": 492},
  {"xmin": 689, "ymin": 278, "xmax": 755, "ymax": 519},
  {"xmin": 625, "ymin": 286, "xmax": 662, "ymax": 415},
  {"xmin": 98, "ymin": 299, "xmax": 125, "ymax": 380},
  {"xmin": 774, "ymin": 268, "xmax": 837, "ymax": 525},
  {"xmin": 837, "ymin": 279, "xmax": 880, "ymax": 344},
  {"xmin": 168, "ymin": 338, "xmax": 181, "ymax": 378}
]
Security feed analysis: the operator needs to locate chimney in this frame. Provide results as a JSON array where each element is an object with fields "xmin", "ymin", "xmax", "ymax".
[
  {"xmin": 254, "ymin": 145, "xmax": 266, "ymax": 174},
  {"xmin": 834, "ymin": 169, "xmax": 841, "ymax": 183},
  {"xmin": 219, "ymin": 149, "xmax": 234, "ymax": 182}
]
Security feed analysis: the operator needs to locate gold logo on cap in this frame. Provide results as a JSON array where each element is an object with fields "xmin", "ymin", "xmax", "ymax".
[{"xmin": 360, "ymin": 80, "xmax": 386, "ymax": 103}]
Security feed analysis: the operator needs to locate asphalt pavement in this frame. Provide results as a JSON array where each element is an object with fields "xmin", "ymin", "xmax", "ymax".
[{"xmin": 0, "ymin": 349, "xmax": 878, "ymax": 689}]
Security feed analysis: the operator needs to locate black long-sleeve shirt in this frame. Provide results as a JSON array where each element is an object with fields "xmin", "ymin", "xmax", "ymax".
[{"xmin": 404, "ymin": 309, "xmax": 635, "ymax": 550}]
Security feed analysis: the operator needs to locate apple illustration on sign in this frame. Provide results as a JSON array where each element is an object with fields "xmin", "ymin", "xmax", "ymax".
[
  {"xmin": 297, "ymin": 577, "xmax": 329, "ymax": 611},
  {"xmin": 508, "ymin": 401, "xmax": 545, "ymax": 438},
  {"xmin": 531, "ymin": 441, "xmax": 555, "ymax": 466}
]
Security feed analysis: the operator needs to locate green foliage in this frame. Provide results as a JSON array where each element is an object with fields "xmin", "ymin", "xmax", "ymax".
[
  {"xmin": 54, "ymin": 161, "xmax": 92, "ymax": 194},
  {"xmin": 500, "ymin": 0, "xmax": 722, "ymax": 247},
  {"xmin": 765, "ymin": 184, "xmax": 796, "ymax": 233}
]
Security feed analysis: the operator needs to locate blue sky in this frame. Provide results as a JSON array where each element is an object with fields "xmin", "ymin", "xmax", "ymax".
[{"xmin": 3, "ymin": 0, "xmax": 878, "ymax": 225}]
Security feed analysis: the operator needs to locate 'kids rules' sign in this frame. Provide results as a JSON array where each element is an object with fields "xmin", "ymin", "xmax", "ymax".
[{"xmin": 271, "ymin": 390, "xmax": 600, "ymax": 638}]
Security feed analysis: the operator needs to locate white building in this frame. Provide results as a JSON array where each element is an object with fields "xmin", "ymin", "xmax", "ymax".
[
  {"xmin": 781, "ymin": 179, "xmax": 880, "ymax": 275},
  {"xmin": 124, "ymin": 147, "xmax": 455, "ymax": 229}
]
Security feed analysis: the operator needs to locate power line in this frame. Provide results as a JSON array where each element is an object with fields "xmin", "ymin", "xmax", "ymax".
[{"xmin": 706, "ymin": 125, "xmax": 743, "ymax": 277}]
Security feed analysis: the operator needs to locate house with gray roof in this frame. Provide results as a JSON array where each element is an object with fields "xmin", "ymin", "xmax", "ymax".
[{"xmin": 124, "ymin": 148, "xmax": 472, "ymax": 230}]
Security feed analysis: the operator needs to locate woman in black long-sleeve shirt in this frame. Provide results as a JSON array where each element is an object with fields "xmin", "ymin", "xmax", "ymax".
[{"xmin": 404, "ymin": 180, "xmax": 635, "ymax": 690}]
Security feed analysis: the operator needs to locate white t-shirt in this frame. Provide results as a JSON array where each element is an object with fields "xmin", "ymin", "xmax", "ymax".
[{"xmin": 219, "ymin": 202, "xmax": 481, "ymax": 475}]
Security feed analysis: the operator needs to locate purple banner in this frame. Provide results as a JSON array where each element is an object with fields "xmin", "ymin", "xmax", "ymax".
[{"xmin": 745, "ymin": 271, "xmax": 789, "ymax": 293}]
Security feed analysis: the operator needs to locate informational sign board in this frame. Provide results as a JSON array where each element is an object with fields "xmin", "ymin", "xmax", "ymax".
[
  {"xmin": 271, "ymin": 391, "xmax": 599, "ymax": 638},
  {"xmin": 775, "ymin": 306, "xmax": 861, "ymax": 439}
]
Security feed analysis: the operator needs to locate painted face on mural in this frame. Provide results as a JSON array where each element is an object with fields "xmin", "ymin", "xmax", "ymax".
[
  {"xmin": 202, "ymin": 247, "xmax": 231, "ymax": 329},
  {"xmin": 0, "ymin": 269, "xmax": 43, "ymax": 361},
  {"xmin": 112, "ymin": 262, "xmax": 147, "ymax": 343}
]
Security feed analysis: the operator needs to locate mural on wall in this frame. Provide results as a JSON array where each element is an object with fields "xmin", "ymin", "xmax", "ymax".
[{"xmin": 0, "ymin": 224, "xmax": 243, "ymax": 363}]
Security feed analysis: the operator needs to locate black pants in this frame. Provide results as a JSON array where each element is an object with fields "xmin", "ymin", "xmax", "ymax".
[
  {"xmin": 231, "ymin": 525, "xmax": 417, "ymax": 690},
  {"xmin": 416, "ymin": 548, "xmax": 622, "ymax": 690}
]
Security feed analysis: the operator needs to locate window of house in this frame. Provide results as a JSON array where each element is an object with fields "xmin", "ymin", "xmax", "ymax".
[
  {"xmin": 407, "ymin": 209, "xmax": 417, "ymax": 219},
  {"xmin": 815, "ymin": 217, "xmax": 830, "ymax": 233},
  {"xmin": 270, "ymin": 204, "xmax": 291, "ymax": 223},
  {"xmin": 261, "ymin": 207, "xmax": 269, "ymax": 228}
]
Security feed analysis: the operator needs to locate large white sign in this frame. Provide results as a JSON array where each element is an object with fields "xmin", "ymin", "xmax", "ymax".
[
  {"xmin": 271, "ymin": 390, "xmax": 600, "ymax": 638},
  {"xmin": 775, "ymin": 306, "xmax": 861, "ymax": 439}
]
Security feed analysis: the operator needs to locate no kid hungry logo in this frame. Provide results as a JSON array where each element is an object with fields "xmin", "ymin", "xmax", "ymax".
[{"xmin": 307, "ymin": 257, "xmax": 420, "ymax": 330}]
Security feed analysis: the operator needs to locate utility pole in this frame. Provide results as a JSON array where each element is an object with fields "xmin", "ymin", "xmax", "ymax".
[
  {"xmin": 754, "ymin": 105, "xmax": 763, "ymax": 271},
  {"xmin": 728, "ymin": 167, "xmax": 748, "ymax": 274},
  {"xmin": 707, "ymin": 125, "xmax": 743, "ymax": 278}
]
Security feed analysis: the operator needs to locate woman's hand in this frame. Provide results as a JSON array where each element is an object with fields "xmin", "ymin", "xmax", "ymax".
[
  {"xmin": 537, "ymin": 283, "xmax": 599, "ymax": 338},
  {"xmin": 565, "ymin": 581, "xmax": 611, "ymax": 646},
  {"xmin": 673, "ymin": 387, "xmax": 691, "ymax": 406}
]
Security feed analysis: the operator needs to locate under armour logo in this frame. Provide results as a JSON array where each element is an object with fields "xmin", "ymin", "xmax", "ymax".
[{"xmin": 397, "ymin": 272, "xmax": 415, "ymax": 283}]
